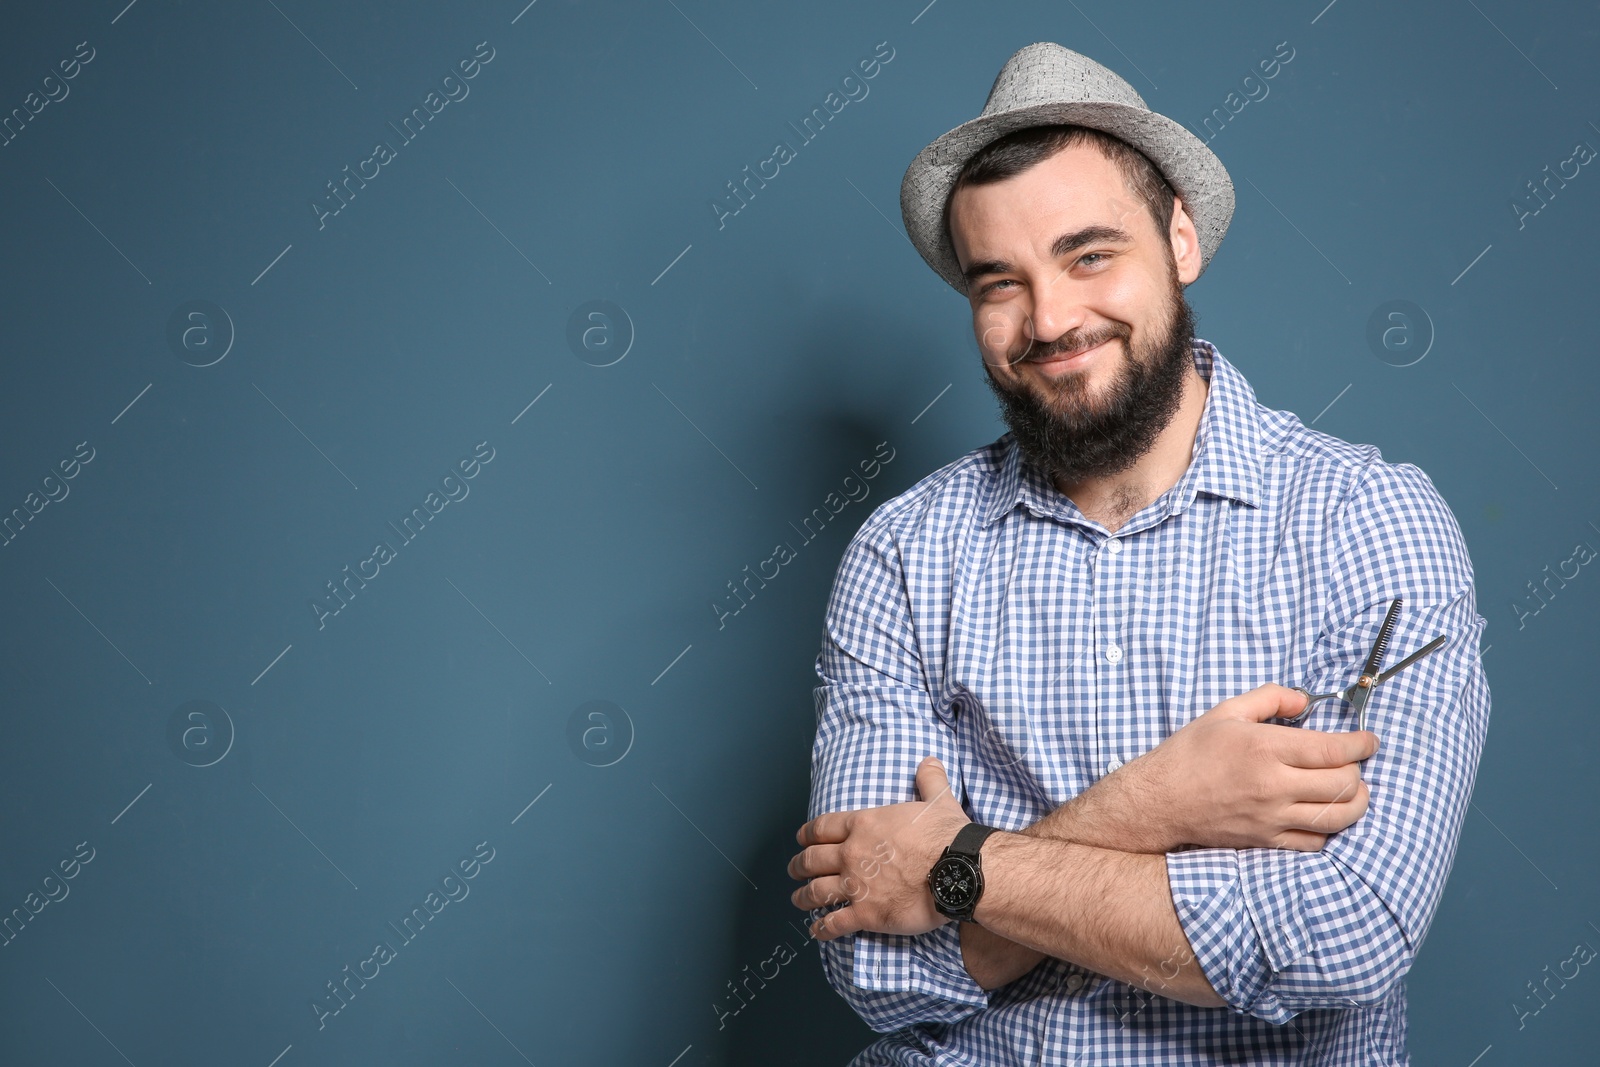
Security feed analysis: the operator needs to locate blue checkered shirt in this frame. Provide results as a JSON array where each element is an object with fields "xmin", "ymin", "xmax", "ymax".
[{"xmin": 807, "ymin": 339, "xmax": 1490, "ymax": 1065}]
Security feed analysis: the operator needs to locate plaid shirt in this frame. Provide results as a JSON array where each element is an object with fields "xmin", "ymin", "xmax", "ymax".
[{"xmin": 807, "ymin": 338, "xmax": 1490, "ymax": 1066}]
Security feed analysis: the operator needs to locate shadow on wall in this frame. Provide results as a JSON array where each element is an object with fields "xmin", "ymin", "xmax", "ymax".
[
  {"xmin": 702, "ymin": 300, "xmax": 979, "ymax": 1064},
  {"xmin": 713, "ymin": 409, "xmax": 910, "ymax": 1066},
  {"xmin": 712, "ymin": 414, "xmax": 897, "ymax": 1067},
  {"xmin": 719, "ymin": 814, "xmax": 881, "ymax": 1066}
]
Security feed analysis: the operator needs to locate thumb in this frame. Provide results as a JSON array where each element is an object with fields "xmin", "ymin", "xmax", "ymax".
[
  {"xmin": 1213, "ymin": 683, "xmax": 1311, "ymax": 724},
  {"xmin": 915, "ymin": 756, "xmax": 951, "ymax": 803}
]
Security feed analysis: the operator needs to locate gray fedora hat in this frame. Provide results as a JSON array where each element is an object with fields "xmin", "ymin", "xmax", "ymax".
[{"xmin": 900, "ymin": 41, "xmax": 1235, "ymax": 295}]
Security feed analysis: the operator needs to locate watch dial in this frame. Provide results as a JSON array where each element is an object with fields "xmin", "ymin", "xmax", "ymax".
[{"xmin": 932, "ymin": 857, "xmax": 978, "ymax": 908}]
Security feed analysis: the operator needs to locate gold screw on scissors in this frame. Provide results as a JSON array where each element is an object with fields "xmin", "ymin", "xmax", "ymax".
[{"xmin": 1290, "ymin": 597, "xmax": 1449, "ymax": 733}]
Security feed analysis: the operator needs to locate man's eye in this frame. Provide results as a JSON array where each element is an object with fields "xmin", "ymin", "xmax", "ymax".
[
  {"xmin": 982, "ymin": 279, "xmax": 1016, "ymax": 294},
  {"xmin": 1078, "ymin": 252, "xmax": 1107, "ymax": 267}
]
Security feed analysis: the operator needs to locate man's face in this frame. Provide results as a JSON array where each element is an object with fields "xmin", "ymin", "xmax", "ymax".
[{"xmin": 947, "ymin": 142, "xmax": 1203, "ymax": 485}]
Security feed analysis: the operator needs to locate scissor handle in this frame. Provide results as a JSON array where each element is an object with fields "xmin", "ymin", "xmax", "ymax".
[{"xmin": 1284, "ymin": 686, "xmax": 1335, "ymax": 721}]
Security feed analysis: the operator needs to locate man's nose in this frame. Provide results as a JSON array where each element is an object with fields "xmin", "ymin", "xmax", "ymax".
[{"xmin": 1024, "ymin": 274, "xmax": 1086, "ymax": 350}]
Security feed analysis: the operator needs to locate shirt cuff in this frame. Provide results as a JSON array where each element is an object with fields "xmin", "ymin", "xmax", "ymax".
[
  {"xmin": 853, "ymin": 921, "xmax": 991, "ymax": 1010},
  {"xmin": 1166, "ymin": 846, "xmax": 1313, "ymax": 1023}
]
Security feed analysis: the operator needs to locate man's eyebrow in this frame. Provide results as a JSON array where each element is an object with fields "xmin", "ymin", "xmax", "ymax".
[{"xmin": 960, "ymin": 224, "xmax": 1136, "ymax": 285}]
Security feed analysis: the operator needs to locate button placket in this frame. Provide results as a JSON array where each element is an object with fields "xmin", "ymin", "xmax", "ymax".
[
  {"xmin": 1091, "ymin": 531, "xmax": 1129, "ymax": 788},
  {"xmin": 1100, "ymin": 537, "xmax": 1124, "ymax": 664}
]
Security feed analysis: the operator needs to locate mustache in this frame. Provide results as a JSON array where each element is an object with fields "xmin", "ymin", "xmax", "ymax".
[{"xmin": 1012, "ymin": 327, "xmax": 1128, "ymax": 363}]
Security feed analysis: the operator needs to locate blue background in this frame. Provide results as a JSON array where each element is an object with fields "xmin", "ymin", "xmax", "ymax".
[{"xmin": 0, "ymin": 1, "xmax": 1595, "ymax": 1064}]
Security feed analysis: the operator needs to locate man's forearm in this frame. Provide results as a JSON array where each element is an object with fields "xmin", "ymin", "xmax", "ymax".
[
  {"xmin": 969, "ymin": 832, "xmax": 1224, "ymax": 1007},
  {"xmin": 958, "ymin": 919, "xmax": 1049, "ymax": 990},
  {"xmin": 956, "ymin": 814, "xmax": 1076, "ymax": 989},
  {"xmin": 957, "ymin": 773, "xmax": 1169, "ymax": 989}
]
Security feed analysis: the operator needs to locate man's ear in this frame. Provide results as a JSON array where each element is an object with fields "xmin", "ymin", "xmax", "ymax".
[{"xmin": 1169, "ymin": 195, "xmax": 1202, "ymax": 285}]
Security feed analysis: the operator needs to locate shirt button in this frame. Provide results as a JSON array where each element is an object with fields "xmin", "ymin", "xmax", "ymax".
[
  {"xmin": 1106, "ymin": 758, "xmax": 1123, "ymax": 773},
  {"xmin": 1105, "ymin": 644, "xmax": 1123, "ymax": 664},
  {"xmin": 1065, "ymin": 973, "xmax": 1086, "ymax": 993},
  {"xmin": 1104, "ymin": 537, "xmax": 1122, "ymax": 554}
]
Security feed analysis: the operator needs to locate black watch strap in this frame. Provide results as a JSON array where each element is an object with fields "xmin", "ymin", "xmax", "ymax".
[
  {"xmin": 930, "ymin": 823, "xmax": 1000, "ymax": 924},
  {"xmin": 945, "ymin": 822, "xmax": 998, "ymax": 859}
]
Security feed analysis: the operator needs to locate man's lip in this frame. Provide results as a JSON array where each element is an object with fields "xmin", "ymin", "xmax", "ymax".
[{"xmin": 1026, "ymin": 338, "xmax": 1113, "ymax": 364}]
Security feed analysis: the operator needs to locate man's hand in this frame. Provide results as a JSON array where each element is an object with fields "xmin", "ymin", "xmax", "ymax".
[
  {"xmin": 1058, "ymin": 683, "xmax": 1378, "ymax": 854},
  {"xmin": 789, "ymin": 757, "xmax": 968, "ymax": 941}
]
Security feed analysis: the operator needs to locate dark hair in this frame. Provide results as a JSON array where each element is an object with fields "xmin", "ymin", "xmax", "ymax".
[{"xmin": 942, "ymin": 125, "xmax": 1178, "ymax": 278}]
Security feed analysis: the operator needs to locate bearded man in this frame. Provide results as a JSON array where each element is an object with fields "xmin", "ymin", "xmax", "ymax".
[{"xmin": 788, "ymin": 41, "xmax": 1489, "ymax": 1067}]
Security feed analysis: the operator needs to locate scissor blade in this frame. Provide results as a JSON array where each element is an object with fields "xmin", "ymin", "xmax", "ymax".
[
  {"xmin": 1362, "ymin": 598, "xmax": 1403, "ymax": 680},
  {"xmin": 1374, "ymin": 634, "xmax": 1448, "ymax": 686}
]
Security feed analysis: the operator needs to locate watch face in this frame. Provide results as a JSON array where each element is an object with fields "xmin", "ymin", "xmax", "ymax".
[{"xmin": 930, "ymin": 855, "xmax": 981, "ymax": 912}]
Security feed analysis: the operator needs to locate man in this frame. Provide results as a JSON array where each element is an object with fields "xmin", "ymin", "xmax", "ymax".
[{"xmin": 787, "ymin": 42, "xmax": 1489, "ymax": 1065}]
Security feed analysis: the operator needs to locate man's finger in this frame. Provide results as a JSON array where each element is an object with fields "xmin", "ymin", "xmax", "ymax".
[
  {"xmin": 1275, "ymin": 689, "xmax": 1315, "ymax": 721},
  {"xmin": 1285, "ymin": 780, "xmax": 1371, "ymax": 834},
  {"xmin": 1276, "ymin": 727, "xmax": 1380, "ymax": 769},
  {"xmin": 1272, "ymin": 766, "xmax": 1365, "ymax": 805},
  {"xmin": 1214, "ymin": 683, "xmax": 1311, "ymax": 724},
  {"xmin": 791, "ymin": 875, "xmax": 845, "ymax": 912},
  {"xmin": 796, "ymin": 810, "xmax": 852, "ymax": 847},
  {"xmin": 1270, "ymin": 829, "xmax": 1330, "ymax": 851},
  {"xmin": 809, "ymin": 905, "xmax": 865, "ymax": 942},
  {"xmin": 915, "ymin": 756, "xmax": 950, "ymax": 803},
  {"xmin": 786, "ymin": 843, "xmax": 843, "ymax": 881}
]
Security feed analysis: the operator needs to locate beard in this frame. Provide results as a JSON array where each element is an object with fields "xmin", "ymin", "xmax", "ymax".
[{"xmin": 981, "ymin": 274, "xmax": 1198, "ymax": 486}]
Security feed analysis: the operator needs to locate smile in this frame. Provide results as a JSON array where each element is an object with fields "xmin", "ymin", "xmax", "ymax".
[{"xmin": 1023, "ymin": 338, "xmax": 1115, "ymax": 375}]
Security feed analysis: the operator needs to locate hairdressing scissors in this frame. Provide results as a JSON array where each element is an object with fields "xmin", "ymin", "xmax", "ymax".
[{"xmin": 1291, "ymin": 597, "xmax": 1449, "ymax": 733}]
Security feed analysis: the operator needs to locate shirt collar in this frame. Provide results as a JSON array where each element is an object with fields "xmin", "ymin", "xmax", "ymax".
[{"xmin": 980, "ymin": 337, "xmax": 1266, "ymax": 528}]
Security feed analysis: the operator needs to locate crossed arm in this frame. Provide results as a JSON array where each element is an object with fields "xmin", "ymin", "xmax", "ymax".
[
  {"xmin": 792, "ymin": 462, "xmax": 1489, "ymax": 1032},
  {"xmin": 790, "ymin": 683, "xmax": 1378, "ymax": 1006}
]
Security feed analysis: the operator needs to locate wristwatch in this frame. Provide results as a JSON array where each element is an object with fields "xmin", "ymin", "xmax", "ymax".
[{"xmin": 927, "ymin": 823, "xmax": 1000, "ymax": 923}]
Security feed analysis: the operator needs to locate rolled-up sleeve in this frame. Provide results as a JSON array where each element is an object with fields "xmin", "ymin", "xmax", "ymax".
[
  {"xmin": 1166, "ymin": 459, "xmax": 1491, "ymax": 1024},
  {"xmin": 808, "ymin": 508, "xmax": 991, "ymax": 1033}
]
